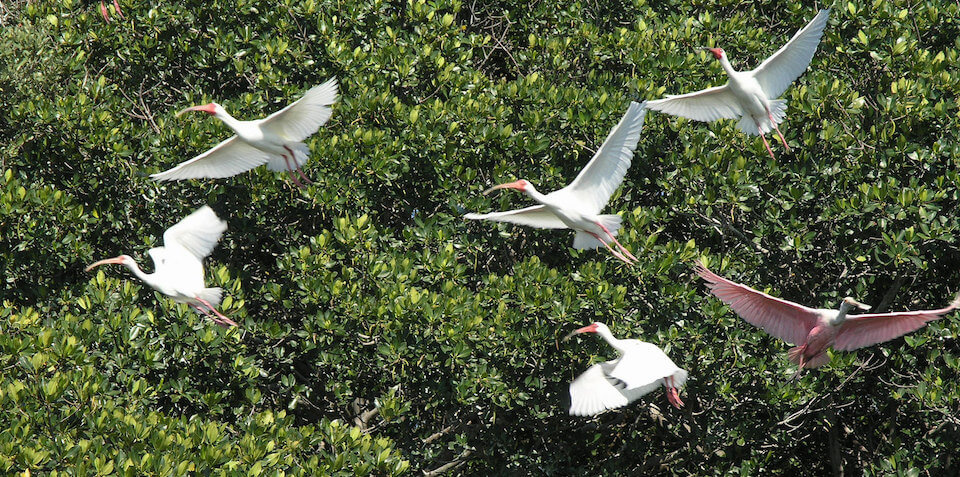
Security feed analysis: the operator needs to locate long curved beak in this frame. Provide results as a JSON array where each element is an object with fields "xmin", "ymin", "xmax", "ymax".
[
  {"xmin": 85, "ymin": 256, "xmax": 125, "ymax": 272},
  {"xmin": 562, "ymin": 323, "xmax": 599, "ymax": 342},
  {"xmin": 175, "ymin": 105, "xmax": 205, "ymax": 117},
  {"xmin": 846, "ymin": 298, "xmax": 872, "ymax": 310},
  {"xmin": 482, "ymin": 180, "xmax": 525, "ymax": 195}
]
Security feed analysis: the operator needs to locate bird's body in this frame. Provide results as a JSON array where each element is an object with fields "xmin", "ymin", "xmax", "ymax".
[
  {"xmin": 566, "ymin": 322, "xmax": 687, "ymax": 416},
  {"xmin": 465, "ymin": 101, "xmax": 647, "ymax": 263},
  {"xmin": 646, "ymin": 9, "xmax": 830, "ymax": 159},
  {"xmin": 152, "ymin": 78, "xmax": 338, "ymax": 189},
  {"xmin": 85, "ymin": 206, "xmax": 236, "ymax": 327},
  {"xmin": 695, "ymin": 261, "xmax": 960, "ymax": 373}
]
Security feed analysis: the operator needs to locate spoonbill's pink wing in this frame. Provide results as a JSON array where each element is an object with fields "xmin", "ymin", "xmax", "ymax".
[
  {"xmin": 463, "ymin": 205, "xmax": 567, "ymax": 229},
  {"xmin": 559, "ymin": 102, "xmax": 647, "ymax": 215},
  {"xmin": 834, "ymin": 295, "xmax": 960, "ymax": 351},
  {"xmin": 260, "ymin": 78, "xmax": 338, "ymax": 142},
  {"xmin": 151, "ymin": 136, "xmax": 270, "ymax": 181},
  {"xmin": 752, "ymin": 9, "xmax": 830, "ymax": 99},
  {"xmin": 695, "ymin": 261, "xmax": 820, "ymax": 345},
  {"xmin": 645, "ymin": 85, "xmax": 743, "ymax": 123},
  {"xmin": 162, "ymin": 205, "xmax": 227, "ymax": 260},
  {"xmin": 609, "ymin": 340, "xmax": 687, "ymax": 392},
  {"xmin": 569, "ymin": 361, "xmax": 651, "ymax": 416}
]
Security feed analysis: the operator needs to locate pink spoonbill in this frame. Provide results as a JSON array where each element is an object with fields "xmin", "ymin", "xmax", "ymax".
[
  {"xmin": 695, "ymin": 261, "xmax": 960, "ymax": 374},
  {"xmin": 566, "ymin": 322, "xmax": 687, "ymax": 415},
  {"xmin": 464, "ymin": 101, "xmax": 647, "ymax": 264},
  {"xmin": 85, "ymin": 206, "xmax": 237, "ymax": 327},
  {"xmin": 646, "ymin": 9, "xmax": 830, "ymax": 159},
  {"xmin": 151, "ymin": 78, "xmax": 338, "ymax": 189}
]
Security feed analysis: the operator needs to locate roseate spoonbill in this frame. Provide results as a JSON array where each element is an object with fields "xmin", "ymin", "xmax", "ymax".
[
  {"xmin": 464, "ymin": 102, "xmax": 647, "ymax": 264},
  {"xmin": 695, "ymin": 261, "xmax": 960, "ymax": 374},
  {"xmin": 646, "ymin": 9, "xmax": 830, "ymax": 159},
  {"xmin": 85, "ymin": 206, "xmax": 237, "ymax": 327},
  {"xmin": 151, "ymin": 78, "xmax": 338, "ymax": 189},
  {"xmin": 565, "ymin": 322, "xmax": 687, "ymax": 416}
]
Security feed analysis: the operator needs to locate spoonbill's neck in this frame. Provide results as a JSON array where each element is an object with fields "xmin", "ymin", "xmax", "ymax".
[{"xmin": 830, "ymin": 301, "xmax": 856, "ymax": 326}]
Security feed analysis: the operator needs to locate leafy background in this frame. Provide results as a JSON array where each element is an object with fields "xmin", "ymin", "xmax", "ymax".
[{"xmin": 2, "ymin": 0, "xmax": 959, "ymax": 474}]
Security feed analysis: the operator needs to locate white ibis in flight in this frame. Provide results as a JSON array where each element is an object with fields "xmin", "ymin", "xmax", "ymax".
[
  {"xmin": 151, "ymin": 78, "xmax": 338, "ymax": 189},
  {"xmin": 85, "ymin": 206, "xmax": 237, "ymax": 327},
  {"xmin": 695, "ymin": 261, "xmax": 960, "ymax": 374},
  {"xmin": 565, "ymin": 322, "xmax": 687, "ymax": 416},
  {"xmin": 464, "ymin": 101, "xmax": 647, "ymax": 264},
  {"xmin": 646, "ymin": 9, "xmax": 830, "ymax": 159}
]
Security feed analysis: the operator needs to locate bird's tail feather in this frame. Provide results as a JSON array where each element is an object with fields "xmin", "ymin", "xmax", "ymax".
[
  {"xmin": 195, "ymin": 287, "xmax": 223, "ymax": 309},
  {"xmin": 737, "ymin": 100, "xmax": 787, "ymax": 135},
  {"xmin": 787, "ymin": 345, "xmax": 805, "ymax": 365},
  {"xmin": 571, "ymin": 215, "xmax": 622, "ymax": 250},
  {"xmin": 266, "ymin": 142, "xmax": 311, "ymax": 171}
]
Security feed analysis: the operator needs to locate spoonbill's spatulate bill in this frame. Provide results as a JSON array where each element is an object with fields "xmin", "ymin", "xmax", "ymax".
[
  {"xmin": 695, "ymin": 261, "xmax": 960, "ymax": 373},
  {"xmin": 85, "ymin": 206, "xmax": 237, "ymax": 327},
  {"xmin": 566, "ymin": 322, "xmax": 687, "ymax": 416},
  {"xmin": 646, "ymin": 9, "xmax": 830, "ymax": 159},
  {"xmin": 464, "ymin": 102, "xmax": 647, "ymax": 264},
  {"xmin": 151, "ymin": 78, "xmax": 338, "ymax": 189}
]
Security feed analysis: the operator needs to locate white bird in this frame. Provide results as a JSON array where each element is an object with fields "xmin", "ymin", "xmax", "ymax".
[
  {"xmin": 565, "ymin": 322, "xmax": 687, "ymax": 416},
  {"xmin": 151, "ymin": 78, "xmax": 339, "ymax": 189},
  {"xmin": 464, "ymin": 101, "xmax": 647, "ymax": 264},
  {"xmin": 85, "ymin": 206, "xmax": 236, "ymax": 327},
  {"xmin": 646, "ymin": 9, "xmax": 830, "ymax": 159}
]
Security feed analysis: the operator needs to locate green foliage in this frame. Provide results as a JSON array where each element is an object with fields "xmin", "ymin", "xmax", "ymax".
[{"xmin": 2, "ymin": 0, "xmax": 960, "ymax": 474}]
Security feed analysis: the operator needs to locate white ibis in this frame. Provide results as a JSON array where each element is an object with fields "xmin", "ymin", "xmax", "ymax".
[
  {"xmin": 695, "ymin": 261, "xmax": 960, "ymax": 374},
  {"xmin": 566, "ymin": 322, "xmax": 687, "ymax": 416},
  {"xmin": 464, "ymin": 101, "xmax": 647, "ymax": 264},
  {"xmin": 85, "ymin": 206, "xmax": 237, "ymax": 327},
  {"xmin": 151, "ymin": 78, "xmax": 338, "ymax": 189},
  {"xmin": 646, "ymin": 9, "xmax": 830, "ymax": 159}
]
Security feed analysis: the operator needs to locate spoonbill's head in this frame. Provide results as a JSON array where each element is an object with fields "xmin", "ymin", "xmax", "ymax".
[
  {"xmin": 176, "ymin": 102, "xmax": 222, "ymax": 117},
  {"xmin": 563, "ymin": 322, "xmax": 610, "ymax": 342},
  {"xmin": 697, "ymin": 47, "xmax": 725, "ymax": 60},
  {"xmin": 482, "ymin": 179, "xmax": 531, "ymax": 195},
  {"xmin": 85, "ymin": 254, "xmax": 134, "ymax": 272},
  {"xmin": 841, "ymin": 296, "xmax": 871, "ymax": 311}
]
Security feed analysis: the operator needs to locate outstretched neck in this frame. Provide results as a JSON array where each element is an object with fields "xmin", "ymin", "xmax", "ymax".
[
  {"xmin": 595, "ymin": 327, "xmax": 628, "ymax": 354},
  {"xmin": 214, "ymin": 109, "xmax": 244, "ymax": 132},
  {"xmin": 123, "ymin": 260, "xmax": 157, "ymax": 288},
  {"xmin": 523, "ymin": 184, "xmax": 549, "ymax": 205},
  {"xmin": 718, "ymin": 55, "xmax": 737, "ymax": 76},
  {"xmin": 831, "ymin": 302, "xmax": 854, "ymax": 326}
]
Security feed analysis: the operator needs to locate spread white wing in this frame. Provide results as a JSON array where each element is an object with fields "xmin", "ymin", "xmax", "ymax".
[
  {"xmin": 463, "ymin": 205, "xmax": 567, "ymax": 229},
  {"xmin": 163, "ymin": 205, "xmax": 227, "ymax": 260},
  {"xmin": 645, "ymin": 85, "xmax": 743, "ymax": 123},
  {"xmin": 151, "ymin": 136, "xmax": 270, "ymax": 181},
  {"xmin": 609, "ymin": 341, "xmax": 687, "ymax": 391},
  {"xmin": 260, "ymin": 78, "xmax": 339, "ymax": 141},
  {"xmin": 559, "ymin": 101, "xmax": 647, "ymax": 215},
  {"xmin": 569, "ymin": 362, "xmax": 647, "ymax": 416},
  {"xmin": 752, "ymin": 9, "xmax": 831, "ymax": 99}
]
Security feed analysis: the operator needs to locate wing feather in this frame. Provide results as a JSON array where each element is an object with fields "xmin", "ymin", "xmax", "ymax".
[
  {"xmin": 560, "ymin": 102, "xmax": 647, "ymax": 215},
  {"xmin": 752, "ymin": 9, "xmax": 831, "ymax": 99},
  {"xmin": 695, "ymin": 261, "xmax": 820, "ymax": 345},
  {"xmin": 463, "ymin": 205, "xmax": 567, "ymax": 229},
  {"xmin": 151, "ymin": 136, "xmax": 269, "ymax": 181},
  {"xmin": 646, "ymin": 85, "xmax": 743, "ymax": 123},
  {"xmin": 260, "ymin": 78, "xmax": 338, "ymax": 142},
  {"xmin": 834, "ymin": 295, "xmax": 960, "ymax": 351},
  {"xmin": 162, "ymin": 206, "xmax": 227, "ymax": 260}
]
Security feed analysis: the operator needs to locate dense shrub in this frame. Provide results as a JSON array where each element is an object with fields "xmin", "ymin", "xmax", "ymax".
[{"xmin": 2, "ymin": 0, "xmax": 959, "ymax": 474}]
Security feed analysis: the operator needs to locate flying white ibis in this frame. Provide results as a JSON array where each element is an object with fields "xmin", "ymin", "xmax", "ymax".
[
  {"xmin": 566, "ymin": 322, "xmax": 687, "ymax": 416},
  {"xmin": 646, "ymin": 9, "xmax": 830, "ymax": 159},
  {"xmin": 85, "ymin": 206, "xmax": 237, "ymax": 327},
  {"xmin": 695, "ymin": 261, "xmax": 960, "ymax": 375},
  {"xmin": 151, "ymin": 78, "xmax": 338, "ymax": 189},
  {"xmin": 464, "ymin": 101, "xmax": 647, "ymax": 264}
]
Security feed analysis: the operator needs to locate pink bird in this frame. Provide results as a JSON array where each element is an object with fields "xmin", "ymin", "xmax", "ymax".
[
  {"xmin": 695, "ymin": 261, "xmax": 960, "ymax": 374},
  {"xmin": 565, "ymin": 322, "xmax": 687, "ymax": 415}
]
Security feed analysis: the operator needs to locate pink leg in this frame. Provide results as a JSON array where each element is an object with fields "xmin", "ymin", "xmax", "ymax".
[
  {"xmin": 113, "ymin": 0, "xmax": 124, "ymax": 18},
  {"xmin": 665, "ymin": 376, "xmax": 684, "ymax": 408},
  {"xmin": 767, "ymin": 111, "xmax": 791, "ymax": 152},
  {"xmin": 594, "ymin": 221, "xmax": 638, "ymax": 262},
  {"xmin": 283, "ymin": 146, "xmax": 314, "ymax": 185},
  {"xmin": 757, "ymin": 122, "xmax": 776, "ymax": 159},
  {"xmin": 587, "ymin": 231, "xmax": 633, "ymax": 264},
  {"xmin": 192, "ymin": 304, "xmax": 229, "ymax": 327},
  {"xmin": 194, "ymin": 297, "xmax": 238, "ymax": 327},
  {"xmin": 282, "ymin": 154, "xmax": 306, "ymax": 190},
  {"xmin": 100, "ymin": 1, "xmax": 111, "ymax": 21}
]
